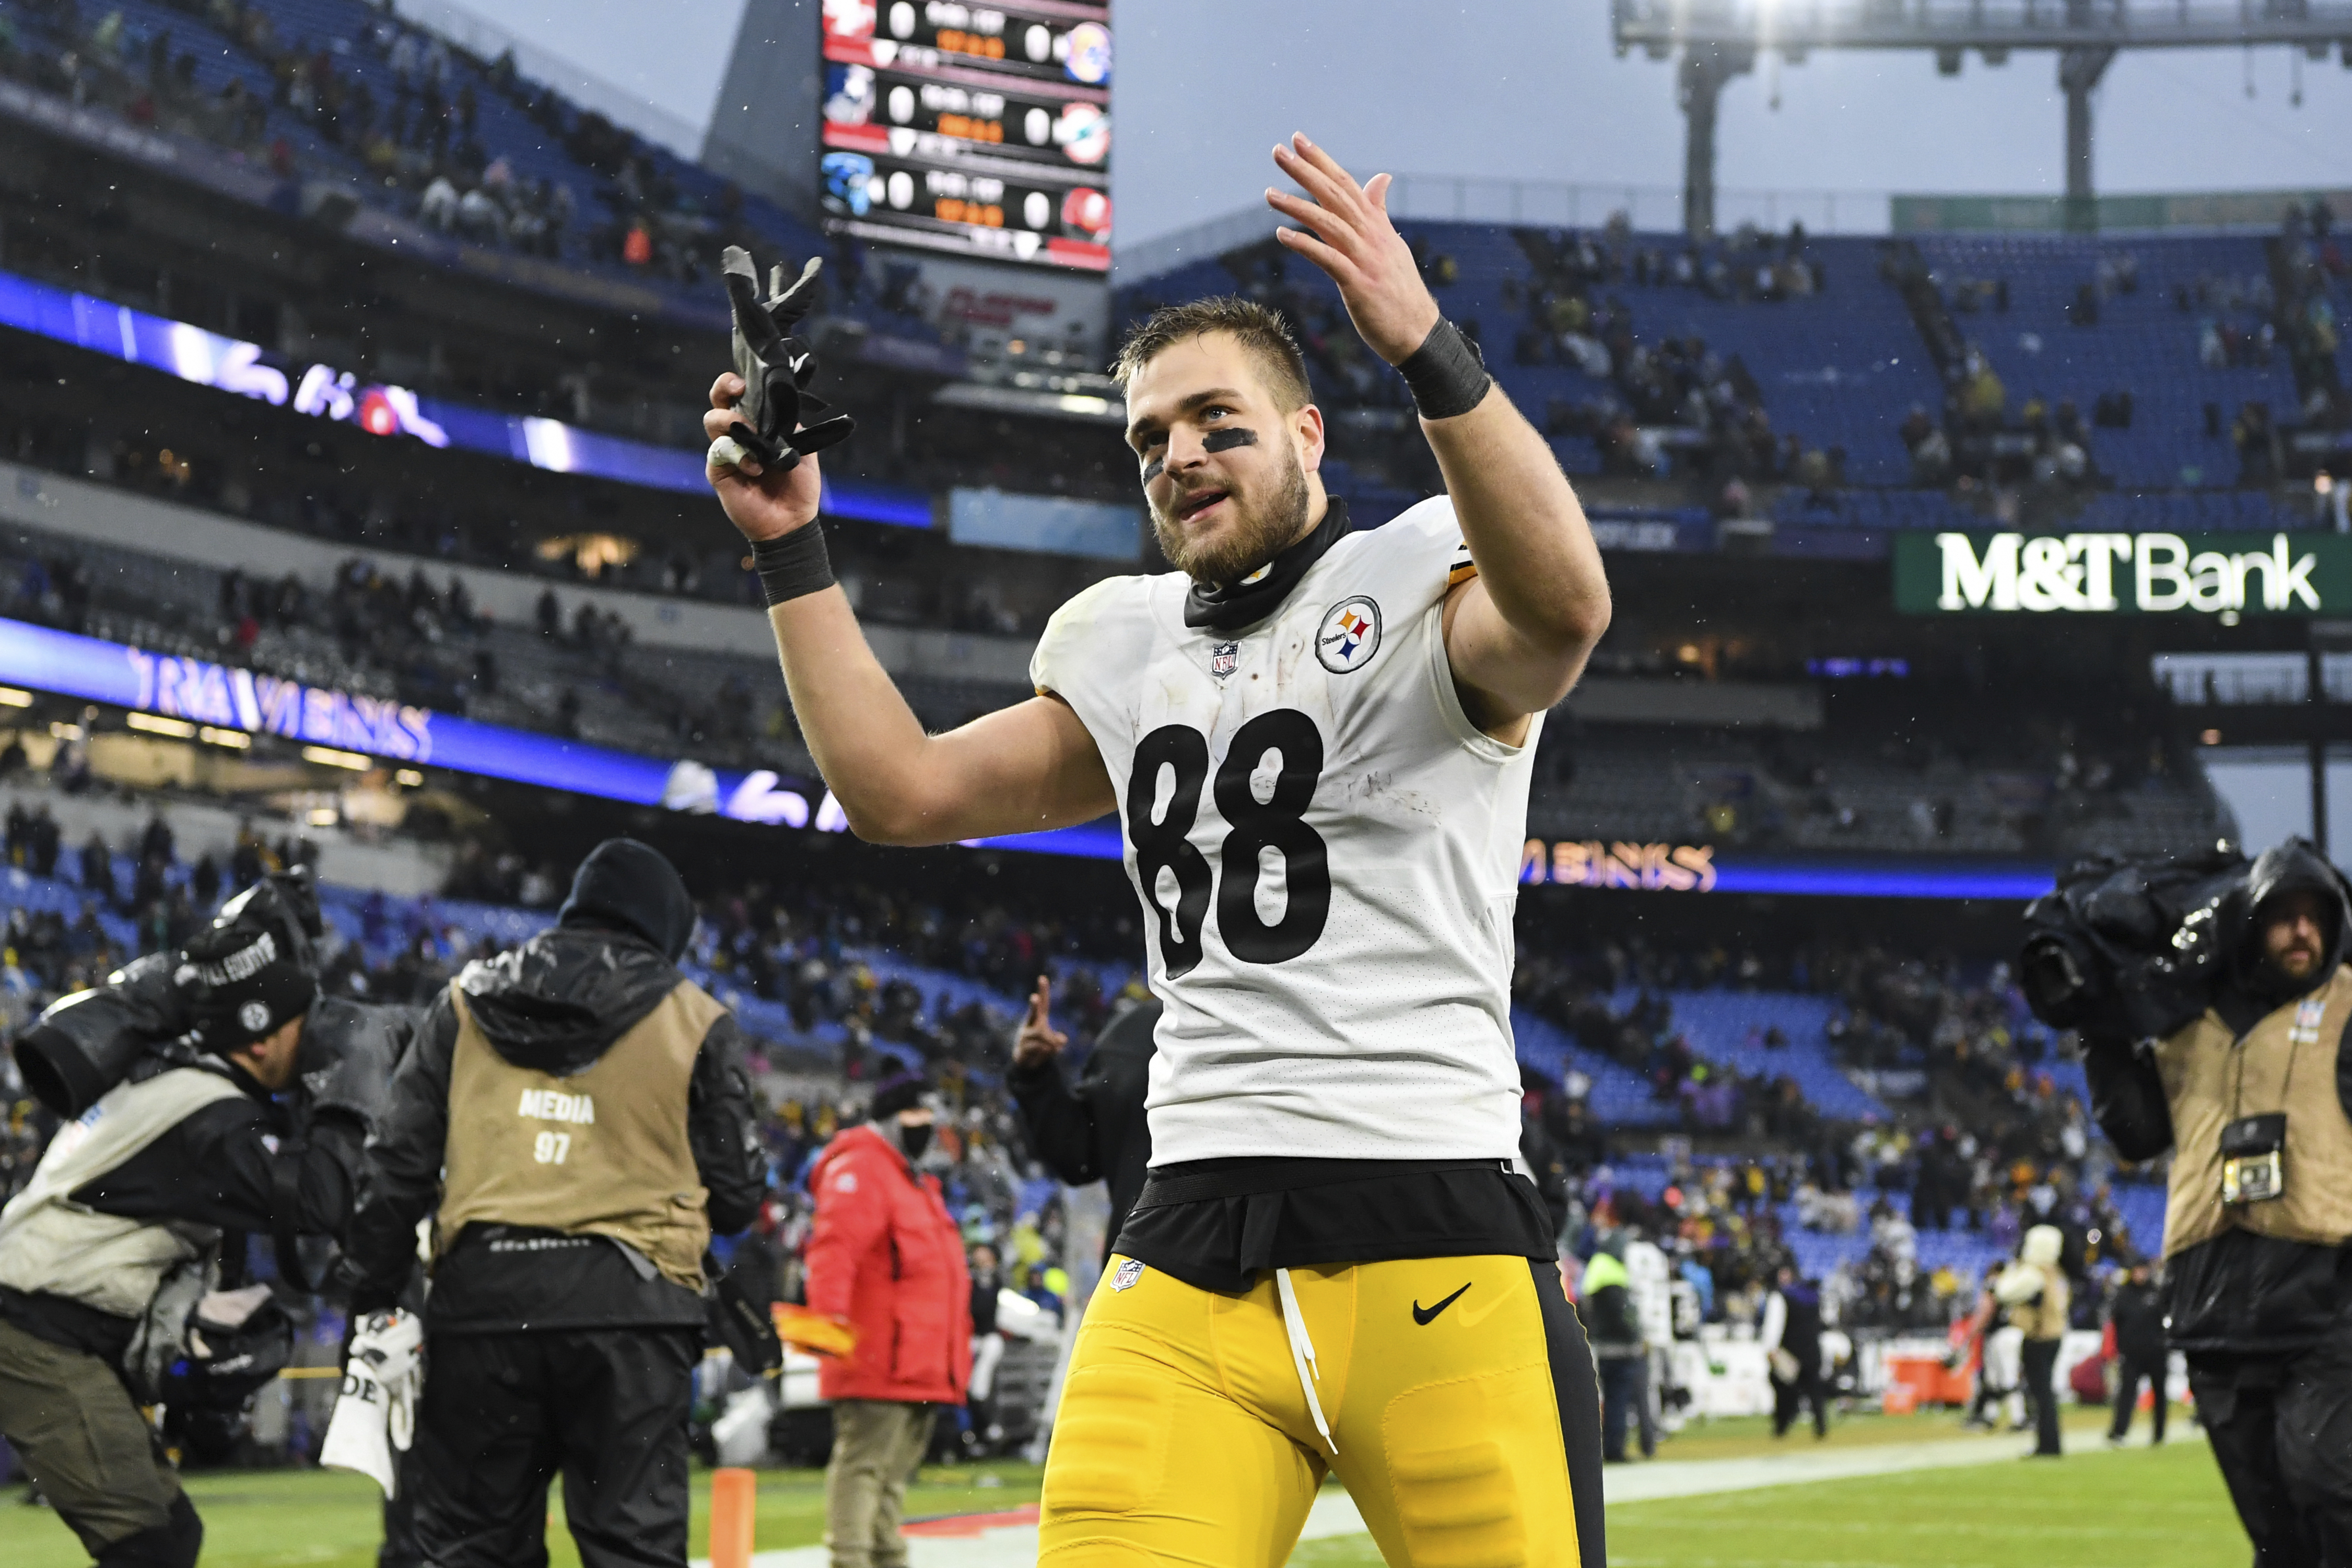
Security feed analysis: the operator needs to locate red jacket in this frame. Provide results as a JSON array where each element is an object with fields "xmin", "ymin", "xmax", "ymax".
[{"xmin": 804, "ymin": 1122, "xmax": 973, "ymax": 1404}]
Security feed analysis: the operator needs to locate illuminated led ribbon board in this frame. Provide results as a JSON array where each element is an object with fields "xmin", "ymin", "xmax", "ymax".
[
  {"xmin": 0, "ymin": 267, "xmax": 930, "ymax": 528},
  {"xmin": 0, "ymin": 617, "xmax": 835, "ymax": 831},
  {"xmin": 1518, "ymin": 837, "xmax": 2055, "ymax": 900},
  {"xmin": 0, "ymin": 617, "xmax": 2063, "ymax": 898}
]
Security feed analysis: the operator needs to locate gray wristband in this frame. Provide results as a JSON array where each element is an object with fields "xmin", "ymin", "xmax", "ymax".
[
  {"xmin": 749, "ymin": 524, "xmax": 835, "ymax": 607},
  {"xmin": 1398, "ymin": 318, "xmax": 1492, "ymax": 420}
]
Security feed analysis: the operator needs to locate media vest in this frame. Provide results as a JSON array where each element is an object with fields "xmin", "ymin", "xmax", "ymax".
[
  {"xmin": 2155, "ymin": 963, "xmax": 2352, "ymax": 1260},
  {"xmin": 2013, "ymin": 1271, "xmax": 2070, "ymax": 1342},
  {"xmin": 0, "ymin": 1064, "xmax": 246, "ymax": 1318},
  {"xmin": 434, "ymin": 978, "xmax": 724, "ymax": 1295}
]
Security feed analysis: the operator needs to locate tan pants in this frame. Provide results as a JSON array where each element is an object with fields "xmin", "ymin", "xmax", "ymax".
[{"xmin": 824, "ymin": 1399, "xmax": 934, "ymax": 1568}]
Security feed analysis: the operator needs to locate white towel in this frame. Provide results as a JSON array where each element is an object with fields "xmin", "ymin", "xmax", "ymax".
[{"xmin": 321, "ymin": 1310, "xmax": 424, "ymax": 1497}]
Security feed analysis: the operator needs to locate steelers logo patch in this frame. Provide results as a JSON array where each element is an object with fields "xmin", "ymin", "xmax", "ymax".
[
  {"xmin": 239, "ymin": 1000, "xmax": 273, "ymax": 1034},
  {"xmin": 1316, "ymin": 595, "xmax": 1382, "ymax": 674}
]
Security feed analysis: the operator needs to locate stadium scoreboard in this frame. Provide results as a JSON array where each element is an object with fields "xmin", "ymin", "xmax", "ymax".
[{"xmin": 821, "ymin": 1, "xmax": 1111, "ymax": 272}]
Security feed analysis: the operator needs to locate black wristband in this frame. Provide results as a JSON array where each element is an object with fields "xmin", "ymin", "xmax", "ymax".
[
  {"xmin": 748, "ymin": 524, "xmax": 834, "ymax": 607},
  {"xmin": 1398, "ymin": 317, "xmax": 1492, "ymax": 420}
]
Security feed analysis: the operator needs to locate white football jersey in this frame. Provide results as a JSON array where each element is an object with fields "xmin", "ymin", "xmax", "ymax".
[{"xmin": 1031, "ymin": 496, "xmax": 1540, "ymax": 1163}]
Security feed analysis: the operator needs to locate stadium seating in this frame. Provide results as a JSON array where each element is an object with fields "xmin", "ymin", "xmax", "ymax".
[
  {"xmin": 1911, "ymin": 232, "xmax": 2292, "ymax": 488},
  {"xmin": 1535, "ymin": 724, "xmax": 2224, "ymax": 861},
  {"xmin": 0, "ymin": 0, "xmax": 857, "ymax": 325},
  {"xmin": 3, "ymin": 476, "xmax": 2227, "ymax": 863},
  {"xmin": 1607, "ymin": 987, "xmax": 1886, "ymax": 1120},
  {"xmin": 1511, "ymin": 1007, "xmax": 1680, "ymax": 1128},
  {"xmin": 1596, "ymin": 236, "xmax": 1941, "ymax": 486},
  {"xmin": 1119, "ymin": 220, "xmax": 2316, "ymax": 506},
  {"xmin": 9, "ymin": 836, "xmax": 1955, "ymax": 1131},
  {"xmin": 1585, "ymin": 1145, "xmax": 2166, "ymax": 1280},
  {"xmin": 1767, "ymin": 481, "xmax": 2301, "ymax": 532}
]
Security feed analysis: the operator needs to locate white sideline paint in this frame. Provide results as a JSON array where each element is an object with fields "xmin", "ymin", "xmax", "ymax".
[{"xmin": 688, "ymin": 1423, "xmax": 2187, "ymax": 1567}]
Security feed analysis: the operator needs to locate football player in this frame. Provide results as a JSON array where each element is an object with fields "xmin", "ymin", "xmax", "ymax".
[{"xmin": 707, "ymin": 133, "xmax": 1610, "ymax": 1567}]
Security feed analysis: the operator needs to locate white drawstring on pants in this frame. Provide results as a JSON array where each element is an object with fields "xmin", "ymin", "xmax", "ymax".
[{"xmin": 1274, "ymin": 1267, "xmax": 1338, "ymax": 1455}]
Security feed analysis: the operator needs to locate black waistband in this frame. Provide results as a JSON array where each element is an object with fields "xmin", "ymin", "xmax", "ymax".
[
  {"xmin": 0, "ymin": 1285, "xmax": 139, "ymax": 1361},
  {"xmin": 1115, "ymin": 1159, "xmax": 1553, "ymax": 1295},
  {"xmin": 1133, "ymin": 1156, "xmax": 1516, "ymax": 1211}
]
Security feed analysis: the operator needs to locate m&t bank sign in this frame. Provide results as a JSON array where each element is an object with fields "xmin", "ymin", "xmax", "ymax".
[{"xmin": 1894, "ymin": 531, "xmax": 2352, "ymax": 615}]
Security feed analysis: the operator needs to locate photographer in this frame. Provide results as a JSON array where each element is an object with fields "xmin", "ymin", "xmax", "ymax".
[
  {"xmin": 2078, "ymin": 840, "xmax": 2352, "ymax": 1559},
  {"xmin": 0, "ymin": 880, "xmax": 389, "ymax": 1568},
  {"xmin": 334, "ymin": 839, "xmax": 765, "ymax": 1568}
]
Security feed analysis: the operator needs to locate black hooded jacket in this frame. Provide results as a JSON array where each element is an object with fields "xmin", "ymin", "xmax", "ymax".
[
  {"xmin": 2080, "ymin": 839, "xmax": 2352, "ymax": 1356},
  {"xmin": 337, "ymin": 926, "xmax": 766, "ymax": 1331},
  {"xmin": 1009, "ymin": 999, "xmax": 1159, "ymax": 1259}
]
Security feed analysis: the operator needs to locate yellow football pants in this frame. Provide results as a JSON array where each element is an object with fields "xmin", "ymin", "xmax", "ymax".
[{"xmin": 1038, "ymin": 1254, "xmax": 1601, "ymax": 1567}]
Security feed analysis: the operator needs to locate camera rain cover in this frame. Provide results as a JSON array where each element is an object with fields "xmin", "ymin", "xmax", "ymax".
[{"xmin": 2020, "ymin": 847, "xmax": 2248, "ymax": 1037}]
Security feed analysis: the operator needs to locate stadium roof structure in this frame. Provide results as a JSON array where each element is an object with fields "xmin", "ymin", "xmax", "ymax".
[{"xmin": 1611, "ymin": 0, "xmax": 2352, "ymax": 236}]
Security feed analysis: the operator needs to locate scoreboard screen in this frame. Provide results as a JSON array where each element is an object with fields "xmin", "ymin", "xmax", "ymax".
[{"xmin": 820, "ymin": 0, "xmax": 1110, "ymax": 272}]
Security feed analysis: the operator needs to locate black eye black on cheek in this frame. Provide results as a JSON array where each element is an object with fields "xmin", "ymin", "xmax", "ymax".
[
  {"xmin": 1201, "ymin": 428, "xmax": 1258, "ymax": 454},
  {"xmin": 1142, "ymin": 455, "xmax": 1165, "ymax": 482}
]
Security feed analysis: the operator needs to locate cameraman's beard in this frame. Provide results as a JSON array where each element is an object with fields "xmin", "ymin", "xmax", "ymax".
[
  {"xmin": 2269, "ymin": 941, "xmax": 2322, "ymax": 985},
  {"xmin": 1152, "ymin": 446, "xmax": 1312, "ymax": 588},
  {"xmin": 2256, "ymin": 929, "xmax": 2328, "ymax": 998}
]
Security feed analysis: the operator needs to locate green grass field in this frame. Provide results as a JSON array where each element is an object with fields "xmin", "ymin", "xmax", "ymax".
[
  {"xmin": 0, "ymin": 1461, "xmax": 1045, "ymax": 1568},
  {"xmin": 1297, "ymin": 1437, "xmax": 2239, "ymax": 1566},
  {"xmin": 0, "ymin": 1410, "xmax": 2236, "ymax": 1566}
]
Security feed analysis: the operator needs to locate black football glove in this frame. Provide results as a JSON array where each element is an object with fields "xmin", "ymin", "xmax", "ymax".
[{"xmin": 720, "ymin": 246, "xmax": 855, "ymax": 473}]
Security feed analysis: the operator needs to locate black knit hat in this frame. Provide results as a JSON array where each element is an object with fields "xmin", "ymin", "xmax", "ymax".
[
  {"xmin": 177, "ymin": 924, "xmax": 317, "ymax": 1052},
  {"xmin": 558, "ymin": 838, "xmax": 696, "ymax": 962},
  {"xmin": 868, "ymin": 1069, "xmax": 929, "ymax": 1121}
]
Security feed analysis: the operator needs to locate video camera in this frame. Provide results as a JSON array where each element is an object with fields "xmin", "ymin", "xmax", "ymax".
[
  {"xmin": 2018, "ymin": 845, "xmax": 2249, "ymax": 1041},
  {"xmin": 11, "ymin": 868, "xmax": 325, "ymax": 1117}
]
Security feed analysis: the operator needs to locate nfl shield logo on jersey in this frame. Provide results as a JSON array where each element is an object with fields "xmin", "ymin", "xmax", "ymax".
[
  {"xmin": 1316, "ymin": 595, "xmax": 1382, "ymax": 674},
  {"xmin": 1110, "ymin": 1258, "xmax": 1145, "ymax": 1292},
  {"xmin": 1210, "ymin": 641, "xmax": 1240, "ymax": 679}
]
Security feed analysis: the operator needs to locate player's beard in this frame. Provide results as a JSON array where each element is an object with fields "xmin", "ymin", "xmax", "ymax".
[{"xmin": 1152, "ymin": 444, "xmax": 1313, "ymax": 588}]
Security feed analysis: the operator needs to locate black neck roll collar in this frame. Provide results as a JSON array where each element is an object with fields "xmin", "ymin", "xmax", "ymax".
[{"xmin": 1183, "ymin": 498, "xmax": 1352, "ymax": 633}]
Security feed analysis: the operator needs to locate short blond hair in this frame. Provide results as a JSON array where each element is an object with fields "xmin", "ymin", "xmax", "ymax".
[{"xmin": 1111, "ymin": 296, "xmax": 1313, "ymax": 411}]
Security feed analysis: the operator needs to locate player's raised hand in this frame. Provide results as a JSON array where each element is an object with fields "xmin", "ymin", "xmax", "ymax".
[
  {"xmin": 705, "ymin": 372, "xmax": 824, "ymax": 542},
  {"xmin": 1012, "ymin": 976, "xmax": 1069, "ymax": 1070},
  {"xmin": 1267, "ymin": 133, "xmax": 1441, "ymax": 367}
]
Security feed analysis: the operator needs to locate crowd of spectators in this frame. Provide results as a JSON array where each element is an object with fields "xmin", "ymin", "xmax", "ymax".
[
  {"xmin": 0, "ymin": 0, "xmax": 994, "ymax": 338},
  {"xmin": 1889, "ymin": 214, "xmax": 2348, "ymax": 495},
  {"xmin": 0, "ymin": 775, "xmax": 2184, "ymax": 1448},
  {"xmin": 0, "ymin": 0, "xmax": 746, "ymax": 286},
  {"xmin": 1516, "ymin": 957, "xmax": 1827, "ymax": 1146},
  {"xmin": 0, "ymin": 386, "xmax": 1093, "ymax": 649},
  {"xmin": 0, "ymin": 519, "xmax": 809, "ymax": 774},
  {"xmin": 1507, "ymin": 927, "xmax": 2161, "ymax": 1340},
  {"xmin": 1505, "ymin": 221, "xmax": 1832, "ymax": 487},
  {"xmin": 1544, "ymin": 1118, "xmax": 2150, "ymax": 1343},
  {"xmin": 1874, "ymin": 241, "xmax": 2112, "ymax": 493},
  {"xmin": 2266, "ymin": 198, "xmax": 2352, "ymax": 490}
]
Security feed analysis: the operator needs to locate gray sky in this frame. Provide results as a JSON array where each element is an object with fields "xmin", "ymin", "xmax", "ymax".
[{"xmin": 458, "ymin": 0, "xmax": 2352, "ymax": 244}]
